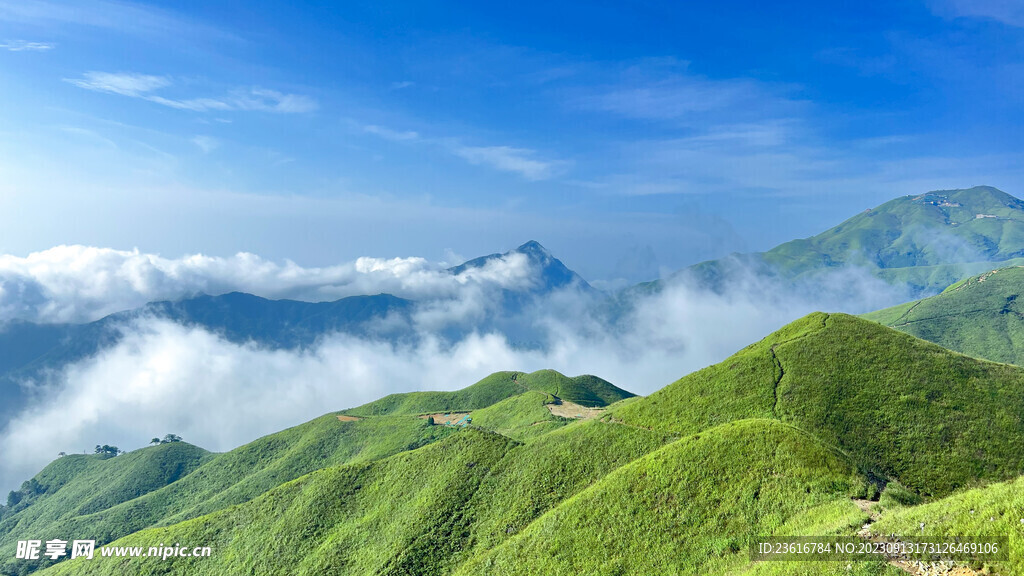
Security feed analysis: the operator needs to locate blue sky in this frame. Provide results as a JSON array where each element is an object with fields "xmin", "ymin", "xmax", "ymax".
[{"xmin": 1, "ymin": 0, "xmax": 1022, "ymax": 283}]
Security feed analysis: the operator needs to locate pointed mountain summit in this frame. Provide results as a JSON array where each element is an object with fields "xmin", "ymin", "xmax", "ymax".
[{"xmin": 449, "ymin": 240, "xmax": 593, "ymax": 293}]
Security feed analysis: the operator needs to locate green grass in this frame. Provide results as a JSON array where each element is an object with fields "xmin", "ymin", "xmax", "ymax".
[
  {"xmin": 762, "ymin": 187, "xmax": 1024, "ymax": 277},
  {"xmin": 659, "ymin": 187, "xmax": 1024, "ymax": 295},
  {"xmin": 33, "ymin": 420, "xmax": 873, "ymax": 576},
  {"xmin": 467, "ymin": 390, "xmax": 568, "ymax": 440},
  {"xmin": 343, "ymin": 369, "xmax": 634, "ymax": 417},
  {"xmin": 463, "ymin": 419, "xmax": 673, "ymax": 552},
  {"xmin": 0, "ymin": 414, "xmax": 454, "ymax": 576},
  {"xmin": 454, "ymin": 419, "xmax": 871, "ymax": 576},
  {"xmin": 33, "ymin": 418, "xmax": 671, "ymax": 576},
  {"xmin": 40, "ymin": 430, "xmax": 517, "ymax": 576},
  {"xmin": 864, "ymin": 265, "xmax": 1024, "ymax": 366},
  {"xmin": 15, "ymin": 308, "xmax": 1024, "ymax": 575},
  {"xmin": 874, "ymin": 475, "xmax": 1024, "ymax": 574},
  {"xmin": 0, "ymin": 443, "xmax": 210, "ymax": 575},
  {"xmin": 612, "ymin": 312, "xmax": 1024, "ymax": 496}
]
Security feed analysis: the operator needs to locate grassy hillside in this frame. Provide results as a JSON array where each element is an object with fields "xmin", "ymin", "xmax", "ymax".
[
  {"xmin": 864, "ymin": 265, "xmax": 1024, "ymax": 366},
  {"xmin": 0, "ymin": 443, "xmax": 210, "ymax": 574},
  {"xmin": 672, "ymin": 186, "xmax": 1024, "ymax": 295},
  {"xmin": 41, "ymin": 430, "xmax": 516, "ymax": 576},
  {"xmin": 466, "ymin": 390, "xmax": 567, "ymax": 440},
  {"xmin": 612, "ymin": 312, "xmax": 1024, "ymax": 496},
  {"xmin": 16, "ymin": 311, "xmax": 1024, "ymax": 575},
  {"xmin": 36, "ymin": 420, "xmax": 672, "ymax": 576},
  {"xmin": 0, "ymin": 414, "xmax": 453, "ymax": 575},
  {"xmin": 874, "ymin": 475, "xmax": 1024, "ymax": 575},
  {"xmin": 454, "ymin": 419, "xmax": 877, "ymax": 576},
  {"xmin": 463, "ymin": 419, "xmax": 673, "ymax": 552},
  {"xmin": 763, "ymin": 187, "xmax": 1024, "ymax": 274},
  {"xmin": 343, "ymin": 369, "xmax": 634, "ymax": 416},
  {"xmin": 33, "ymin": 419, "xmax": 881, "ymax": 576}
]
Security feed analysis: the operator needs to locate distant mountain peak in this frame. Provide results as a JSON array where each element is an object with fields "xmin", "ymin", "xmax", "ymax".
[
  {"xmin": 448, "ymin": 241, "xmax": 592, "ymax": 292},
  {"xmin": 515, "ymin": 240, "xmax": 549, "ymax": 254}
]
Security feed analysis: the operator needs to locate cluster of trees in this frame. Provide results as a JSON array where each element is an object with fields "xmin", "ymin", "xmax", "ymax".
[
  {"xmin": 4, "ymin": 478, "xmax": 46, "ymax": 517},
  {"xmin": 94, "ymin": 444, "xmax": 122, "ymax": 458},
  {"xmin": 2, "ymin": 434, "xmax": 186, "ymax": 518}
]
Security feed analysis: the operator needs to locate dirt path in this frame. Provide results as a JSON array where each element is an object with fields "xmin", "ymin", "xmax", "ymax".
[
  {"xmin": 336, "ymin": 415, "xmax": 361, "ymax": 422},
  {"xmin": 546, "ymin": 400, "xmax": 603, "ymax": 420},
  {"xmin": 852, "ymin": 499, "xmax": 983, "ymax": 576},
  {"xmin": 419, "ymin": 412, "xmax": 470, "ymax": 425}
]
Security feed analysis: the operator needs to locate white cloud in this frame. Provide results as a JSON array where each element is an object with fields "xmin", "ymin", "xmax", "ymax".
[
  {"xmin": 931, "ymin": 0, "xmax": 1024, "ymax": 27},
  {"xmin": 0, "ymin": 0, "xmax": 239, "ymax": 44},
  {"xmin": 0, "ymin": 40, "xmax": 54, "ymax": 51},
  {"xmin": 65, "ymin": 71, "xmax": 170, "ymax": 97},
  {"xmin": 191, "ymin": 135, "xmax": 220, "ymax": 153},
  {"xmin": 0, "ymin": 245, "xmax": 540, "ymax": 324},
  {"xmin": 358, "ymin": 122, "xmax": 566, "ymax": 181},
  {"xmin": 363, "ymin": 124, "xmax": 420, "ymax": 141},
  {"xmin": 454, "ymin": 145, "xmax": 563, "ymax": 181},
  {"xmin": 572, "ymin": 60, "xmax": 802, "ymax": 125},
  {"xmin": 0, "ymin": 260, "xmax": 913, "ymax": 494},
  {"xmin": 232, "ymin": 88, "xmax": 318, "ymax": 114},
  {"xmin": 65, "ymin": 72, "xmax": 317, "ymax": 114}
]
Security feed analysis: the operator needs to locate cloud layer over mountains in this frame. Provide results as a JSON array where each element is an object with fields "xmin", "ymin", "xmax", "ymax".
[
  {"xmin": 0, "ymin": 245, "xmax": 540, "ymax": 324},
  {"xmin": 0, "ymin": 244, "xmax": 912, "ymax": 494}
]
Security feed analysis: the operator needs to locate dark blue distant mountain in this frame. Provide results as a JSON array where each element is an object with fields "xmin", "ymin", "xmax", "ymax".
[{"xmin": 0, "ymin": 292, "xmax": 414, "ymax": 429}]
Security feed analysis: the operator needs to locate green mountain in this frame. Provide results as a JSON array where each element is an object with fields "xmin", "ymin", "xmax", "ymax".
[
  {"xmin": 677, "ymin": 186, "xmax": 1024, "ymax": 295},
  {"xmin": 864, "ymin": 265, "xmax": 1024, "ymax": 366},
  {"xmin": 8, "ymin": 313, "xmax": 1024, "ymax": 575},
  {"xmin": 342, "ymin": 369, "xmax": 634, "ymax": 416},
  {"xmin": 612, "ymin": 312, "xmax": 1024, "ymax": 496},
  {"xmin": 0, "ymin": 370, "xmax": 632, "ymax": 575}
]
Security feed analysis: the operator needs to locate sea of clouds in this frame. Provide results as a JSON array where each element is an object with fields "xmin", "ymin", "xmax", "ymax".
[{"xmin": 0, "ymin": 245, "xmax": 915, "ymax": 494}]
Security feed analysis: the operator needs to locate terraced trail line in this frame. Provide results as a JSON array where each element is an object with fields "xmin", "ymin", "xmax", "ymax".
[{"xmin": 852, "ymin": 500, "xmax": 982, "ymax": 576}]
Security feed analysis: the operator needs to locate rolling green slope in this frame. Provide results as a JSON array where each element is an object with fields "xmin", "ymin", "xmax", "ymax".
[
  {"xmin": 612, "ymin": 312, "xmax": 1024, "ymax": 496},
  {"xmin": 462, "ymin": 419, "xmax": 673, "ymax": 553},
  {"xmin": 17, "ymin": 312, "xmax": 1024, "ymax": 575},
  {"xmin": 675, "ymin": 186, "xmax": 1024, "ymax": 294},
  {"xmin": 0, "ymin": 442, "xmax": 209, "ymax": 528},
  {"xmin": 0, "ymin": 414, "xmax": 454, "ymax": 575},
  {"xmin": 343, "ymin": 369, "xmax": 634, "ymax": 416},
  {"xmin": 0, "ymin": 443, "xmax": 210, "ymax": 575},
  {"xmin": 36, "ymin": 420, "xmax": 673, "ymax": 576},
  {"xmin": 762, "ymin": 187, "xmax": 1024, "ymax": 274},
  {"xmin": 41, "ymin": 430, "xmax": 517, "ymax": 576},
  {"xmin": 874, "ymin": 475, "xmax": 1024, "ymax": 575},
  {"xmin": 864, "ymin": 266, "xmax": 1024, "ymax": 366},
  {"xmin": 466, "ymin": 390, "xmax": 566, "ymax": 440},
  {"xmin": 453, "ymin": 419, "xmax": 877, "ymax": 576}
]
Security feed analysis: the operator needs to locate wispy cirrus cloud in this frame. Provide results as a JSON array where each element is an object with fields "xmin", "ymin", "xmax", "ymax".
[
  {"xmin": 930, "ymin": 0, "xmax": 1024, "ymax": 27},
  {"xmin": 571, "ymin": 59, "xmax": 804, "ymax": 125},
  {"xmin": 0, "ymin": 0, "xmax": 240, "ymax": 43},
  {"xmin": 361, "ymin": 122, "xmax": 565, "ymax": 181},
  {"xmin": 0, "ymin": 40, "xmax": 54, "ymax": 51},
  {"xmin": 191, "ymin": 135, "xmax": 219, "ymax": 153},
  {"xmin": 363, "ymin": 124, "xmax": 420, "ymax": 141},
  {"xmin": 65, "ymin": 71, "xmax": 317, "ymax": 113},
  {"xmin": 66, "ymin": 71, "xmax": 170, "ymax": 96},
  {"xmin": 454, "ymin": 145, "xmax": 564, "ymax": 181}
]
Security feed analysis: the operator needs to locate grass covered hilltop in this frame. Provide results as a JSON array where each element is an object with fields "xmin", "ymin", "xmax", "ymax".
[{"xmin": 4, "ymin": 310, "xmax": 1024, "ymax": 575}]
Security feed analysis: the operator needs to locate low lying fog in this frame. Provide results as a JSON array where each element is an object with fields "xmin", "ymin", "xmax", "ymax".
[{"xmin": 0, "ymin": 245, "xmax": 917, "ymax": 493}]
